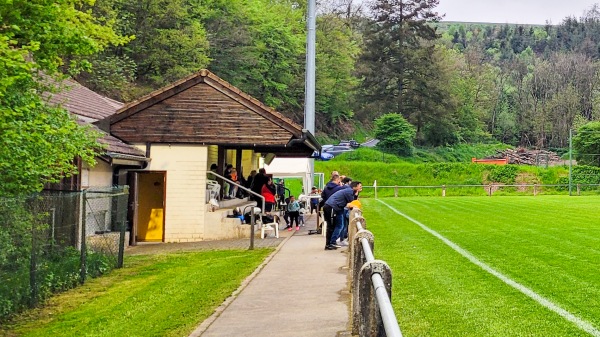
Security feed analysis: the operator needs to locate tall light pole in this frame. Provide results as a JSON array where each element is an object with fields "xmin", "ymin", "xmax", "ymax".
[{"xmin": 304, "ymin": 0, "xmax": 316, "ymax": 192}]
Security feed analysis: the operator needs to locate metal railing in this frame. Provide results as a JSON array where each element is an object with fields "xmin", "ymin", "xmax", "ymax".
[
  {"xmin": 208, "ymin": 171, "xmax": 265, "ymax": 249},
  {"xmin": 348, "ymin": 208, "xmax": 402, "ymax": 337},
  {"xmin": 364, "ymin": 181, "xmax": 600, "ymax": 198},
  {"xmin": 207, "ymin": 171, "xmax": 265, "ymax": 215}
]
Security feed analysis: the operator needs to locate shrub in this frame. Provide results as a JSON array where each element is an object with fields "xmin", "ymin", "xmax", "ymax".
[
  {"xmin": 488, "ymin": 165, "xmax": 519, "ymax": 184},
  {"xmin": 374, "ymin": 113, "xmax": 416, "ymax": 156}
]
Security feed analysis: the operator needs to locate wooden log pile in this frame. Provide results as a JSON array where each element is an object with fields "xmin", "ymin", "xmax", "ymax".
[{"xmin": 487, "ymin": 148, "xmax": 562, "ymax": 165}]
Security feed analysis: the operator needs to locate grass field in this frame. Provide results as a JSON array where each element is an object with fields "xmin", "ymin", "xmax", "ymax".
[
  {"xmin": 361, "ymin": 196, "xmax": 600, "ymax": 337},
  {"xmin": 1, "ymin": 249, "xmax": 272, "ymax": 337}
]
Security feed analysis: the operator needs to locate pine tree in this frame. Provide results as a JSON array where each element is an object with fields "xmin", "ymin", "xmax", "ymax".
[{"xmin": 358, "ymin": 0, "xmax": 446, "ymax": 141}]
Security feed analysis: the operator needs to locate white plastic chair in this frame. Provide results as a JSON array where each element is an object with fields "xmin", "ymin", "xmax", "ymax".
[
  {"xmin": 261, "ymin": 214, "xmax": 280, "ymax": 239},
  {"xmin": 207, "ymin": 180, "xmax": 221, "ymax": 200}
]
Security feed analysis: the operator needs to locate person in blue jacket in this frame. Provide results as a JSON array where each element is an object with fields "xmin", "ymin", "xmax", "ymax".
[
  {"xmin": 323, "ymin": 181, "xmax": 362, "ymax": 250},
  {"xmin": 320, "ymin": 174, "xmax": 343, "ymax": 246}
]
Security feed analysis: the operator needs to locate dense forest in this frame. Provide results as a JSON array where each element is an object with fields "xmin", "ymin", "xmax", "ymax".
[
  {"xmin": 5, "ymin": 0, "xmax": 600, "ymax": 167},
  {"xmin": 66, "ymin": 0, "xmax": 600, "ymax": 149}
]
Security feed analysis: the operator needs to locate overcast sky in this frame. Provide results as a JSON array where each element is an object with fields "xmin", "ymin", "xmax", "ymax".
[{"xmin": 435, "ymin": 0, "xmax": 597, "ymax": 25}]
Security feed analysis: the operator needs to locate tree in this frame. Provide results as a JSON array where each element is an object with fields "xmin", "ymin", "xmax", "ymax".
[
  {"xmin": 203, "ymin": 0, "xmax": 305, "ymax": 112},
  {"xmin": 358, "ymin": 0, "xmax": 443, "ymax": 137},
  {"xmin": 374, "ymin": 113, "xmax": 416, "ymax": 156},
  {"xmin": 0, "ymin": 0, "xmax": 126, "ymax": 196},
  {"xmin": 315, "ymin": 14, "xmax": 360, "ymax": 129},
  {"xmin": 572, "ymin": 122, "xmax": 600, "ymax": 166},
  {"xmin": 77, "ymin": 0, "xmax": 210, "ymax": 99}
]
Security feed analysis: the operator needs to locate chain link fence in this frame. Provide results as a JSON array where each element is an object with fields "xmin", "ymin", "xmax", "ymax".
[{"xmin": 0, "ymin": 186, "xmax": 129, "ymax": 320}]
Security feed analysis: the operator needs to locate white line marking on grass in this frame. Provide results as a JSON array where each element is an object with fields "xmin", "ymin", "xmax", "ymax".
[{"xmin": 378, "ymin": 199, "xmax": 600, "ymax": 337}]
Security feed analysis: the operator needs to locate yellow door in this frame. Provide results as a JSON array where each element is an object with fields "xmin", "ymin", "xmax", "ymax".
[{"xmin": 137, "ymin": 172, "xmax": 165, "ymax": 242}]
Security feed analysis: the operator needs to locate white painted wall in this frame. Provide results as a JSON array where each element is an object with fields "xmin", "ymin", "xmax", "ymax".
[
  {"xmin": 83, "ymin": 160, "xmax": 113, "ymax": 188},
  {"xmin": 139, "ymin": 144, "xmax": 208, "ymax": 242}
]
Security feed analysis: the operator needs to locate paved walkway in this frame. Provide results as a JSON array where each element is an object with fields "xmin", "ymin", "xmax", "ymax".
[{"xmin": 189, "ymin": 213, "xmax": 352, "ymax": 337}]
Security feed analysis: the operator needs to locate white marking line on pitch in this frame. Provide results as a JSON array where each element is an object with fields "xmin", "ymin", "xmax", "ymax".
[{"xmin": 378, "ymin": 199, "xmax": 600, "ymax": 337}]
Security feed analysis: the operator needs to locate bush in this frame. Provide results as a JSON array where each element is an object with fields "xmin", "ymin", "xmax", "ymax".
[
  {"xmin": 0, "ymin": 196, "xmax": 115, "ymax": 321},
  {"xmin": 573, "ymin": 122, "xmax": 600, "ymax": 166},
  {"xmin": 488, "ymin": 165, "xmax": 518, "ymax": 184},
  {"xmin": 374, "ymin": 113, "xmax": 416, "ymax": 156}
]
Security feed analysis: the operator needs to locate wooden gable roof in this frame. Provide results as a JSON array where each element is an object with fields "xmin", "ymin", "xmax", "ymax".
[{"xmin": 108, "ymin": 69, "xmax": 319, "ymax": 156}]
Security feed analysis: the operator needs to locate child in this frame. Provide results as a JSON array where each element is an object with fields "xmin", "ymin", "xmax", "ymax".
[
  {"xmin": 298, "ymin": 208, "xmax": 306, "ymax": 227},
  {"xmin": 309, "ymin": 186, "xmax": 320, "ymax": 214},
  {"xmin": 287, "ymin": 195, "xmax": 301, "ymax": 231}
]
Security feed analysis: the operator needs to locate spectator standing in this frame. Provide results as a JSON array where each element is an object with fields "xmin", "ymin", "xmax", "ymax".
[
  {"xmin": 276, "ymin": 180, "xmax": 286, "ymax": 209},
  {"xmin": 261, "ymin": 177, "xmax": 276, "ymax": 213},
  {"xmin": 338, "ymin": 177, "xmax": 353, "ymax": 246},
  {"xmin": 282, "ymin": 196, "xmax": 291, "ymax": 229},
  {"xmin": 321, "ymin": 174, "xmax": 344, "ymax": 249},
  {"xmin": 286, "ymin": 195, "xmax": 301, "ymax": 231},
  {"xmin": 251, "ymin": 168, "xmax": 269, "ymax": 209},
  {"xmin": 324, "ymin": 181, "xmax": 362, "ymax": 250},
  {"xmin": 309, "ymin": 186, "xmax": 319, "ymax": 214}
]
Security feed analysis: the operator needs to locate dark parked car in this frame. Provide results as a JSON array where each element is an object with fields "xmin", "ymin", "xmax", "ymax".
[
  {"xmin": 312, "ymin": 150, "xmax": 334, "ymax": 161},
  {"xmin": 339, "ymin": 140, "xmax": 360, "ymax": 148}
]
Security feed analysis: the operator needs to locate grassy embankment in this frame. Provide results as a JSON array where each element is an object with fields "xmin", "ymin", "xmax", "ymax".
[
  {"xmin": 315, "ymin": 146, "xmax": 577, "ymax": 197},
  {"xmin": 1, "ymin": 249, "xmax": 272, "ymax": 337}
]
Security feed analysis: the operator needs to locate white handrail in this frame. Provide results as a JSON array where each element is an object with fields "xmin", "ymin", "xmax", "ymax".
[{"xmin": 207, "ymin": 171, "xmax": 265, "ymax": 215}]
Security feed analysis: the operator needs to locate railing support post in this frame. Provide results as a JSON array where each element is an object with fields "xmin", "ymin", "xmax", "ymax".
[
  {"xmin": 394, "ymin": 185, "xmax": 398, "ymax": 198},
  {"xmin": 577, "ymin": 184, "xmax": 581, "ymax": 196},
  {"xmin": 349, "ymin": 215, "xmax": 366, "ymax": 250},
  {"xmin": 356, "ymin": 260, "xmax": 392, "ymax": 337},
  {"xmin": 352, "ymin": 230, "xmax": 374, "ymax": 292},
  {"xmin": 533, "ymin": 184, "xmax": 537, "ymax": 196},
  {"xmin": 442, "ymin": 184, "xmax": 446, "ymax": 197},
  {"xmin": 488, "ymin": 183, "xmax": 493, "ymax": 197}
]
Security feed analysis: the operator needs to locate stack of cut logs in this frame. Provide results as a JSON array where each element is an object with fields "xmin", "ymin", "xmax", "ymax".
[{"xmin": 487, "ymin": 148, "xmax": 562, "ymax": 165}]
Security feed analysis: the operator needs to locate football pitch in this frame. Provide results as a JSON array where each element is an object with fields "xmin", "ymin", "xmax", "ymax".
[{"xmin": 361, "ymin": 196, "xmax": 600, "ymax": 337}]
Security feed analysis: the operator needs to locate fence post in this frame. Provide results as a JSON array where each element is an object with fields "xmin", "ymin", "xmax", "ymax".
[
  {"xmin": 117, "ymin": 221, "xmax": 126, "ymax": 268},
  {"xmin": 442, "ymin": 185, "xmax": 446, "ymax": 197},
  {"xmin": 394, "ymin": 186, "xmax": 398, "ymax": 198},
  {"xmin": 374, "ymin": 180, "xmax": 378, "ymax": 199},
  {"xmin": 349, "ymin": 215, "xmax": 366, "ymax": 250},
  {"xmin": 533, "ymin": 184, "xmax": 537, "ymax": 196},
  {"xmin": 29, "ymin": 218, "xmax": 38, "ymax": 307},
  {"xmin": 352, "ymin": 230, "xmax": 374, "ymax": 290},
  {"xmin": 249, "ymin": 206, "xmax": 255, "ymax": 250},
  {"xmin": 577, "ymin": 184, "xmax": 581, "ymax": 196},
  {"xmin": 80, "ymin": 191, "xmax": 87, "ymax": 284},
  {"xmin": 488, "ymin": 184, "xmax": 493, "ymax": 197},
  {"xmin": 349, "ymin": 210, "xmax": 365, "ymax": 269},
  {"xmin": 357, "ymin": 260, "xmax": 392, "ymax": 337},
  {"xmin": 352, "ymin": 230, "xmax": 375, "ymax": 336}
]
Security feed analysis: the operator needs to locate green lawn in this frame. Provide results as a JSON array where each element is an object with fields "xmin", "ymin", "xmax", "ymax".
[
  {"xmin": 1, "ymin": 249, "xmax": 272, "ymax": 337},
  {"xmin": 361, "ymin": 196, "xmax": 600, "ymax": 337}
]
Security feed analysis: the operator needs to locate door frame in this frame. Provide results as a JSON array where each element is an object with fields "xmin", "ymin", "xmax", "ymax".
[{"xmin": 127, "ymin": 170, "xmax": 167, "ymax": 243}]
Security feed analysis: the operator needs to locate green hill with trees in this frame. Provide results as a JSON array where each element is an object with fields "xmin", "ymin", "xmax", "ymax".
[{"xmin": 5, "ymin": 0, "xmax": 600, "ymax": 196}]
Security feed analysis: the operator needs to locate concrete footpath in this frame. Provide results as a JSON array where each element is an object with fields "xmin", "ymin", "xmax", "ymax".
[{"xmin": 190, "ymin": 214, "xmax": 351, "ymax": 337}]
